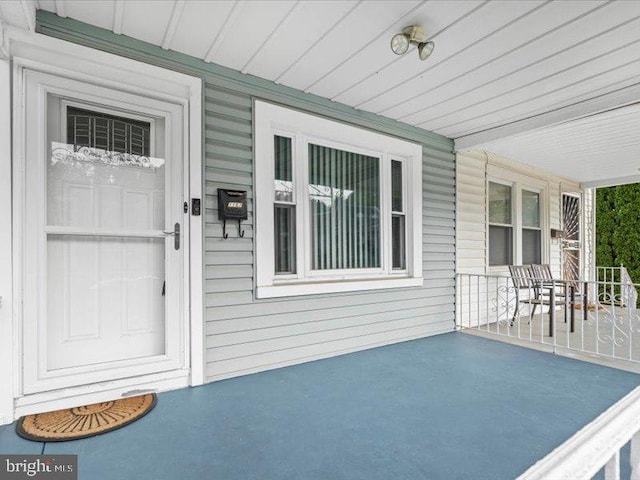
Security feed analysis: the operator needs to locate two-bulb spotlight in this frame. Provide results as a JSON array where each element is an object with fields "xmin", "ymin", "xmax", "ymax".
[{"xmin": 390, "ymin": 26, "xmax": 435, "ymax": 61}]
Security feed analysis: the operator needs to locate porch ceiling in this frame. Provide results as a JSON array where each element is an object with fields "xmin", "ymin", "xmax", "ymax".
[
  {"xmin": 469, "ymin": 102, "xmax": 640, "ymax": 188},
  {"xmin": 2, "ymin": 0, "xmax": 639, "ymax": 186}
]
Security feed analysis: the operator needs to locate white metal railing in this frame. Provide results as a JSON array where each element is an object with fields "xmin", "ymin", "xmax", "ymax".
[
  {"xmin": 597, "ymin": 265, "xmax": 638, "ymax": 313},
  {"xmin": 456, "ymin": 273, "xmax": 640, "ymax": 364},
  {"xmin": 518, "ymin": 385, "xmax": 640, "ymax": 480},
  {"xmin": 456, "ymin": 271, "xmax": 640, "ymax": 479}
]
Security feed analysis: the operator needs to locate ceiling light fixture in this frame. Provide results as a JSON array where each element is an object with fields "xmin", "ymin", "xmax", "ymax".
[{"xmin": 390, "ymin": 26, "xmax": 435, "ymax": 61}]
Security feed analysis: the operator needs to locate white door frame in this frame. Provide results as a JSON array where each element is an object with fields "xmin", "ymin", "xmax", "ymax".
[
  {"xmin": 1, "ymin": 28, "xmax": 203, "ymax": 424},
  {"xmin": 0, "ymin": 54, "xmax": 14, "ymax": 427}
]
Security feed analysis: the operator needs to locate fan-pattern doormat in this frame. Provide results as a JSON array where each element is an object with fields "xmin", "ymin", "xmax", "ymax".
[{"xmin": 16, "ymin": 394, "xmax": 156, "ymax": 442}]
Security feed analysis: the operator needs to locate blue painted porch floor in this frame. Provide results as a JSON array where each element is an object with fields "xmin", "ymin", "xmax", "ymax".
[{"xmin": 2, "ymin": 332, "xmax": 639, "ymax": 480}]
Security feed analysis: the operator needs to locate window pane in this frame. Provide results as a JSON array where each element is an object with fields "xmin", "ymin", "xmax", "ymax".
[
  {"xmin": 489, "ymin": 225, "xmax": 513, "ymax": 266},
  {"xmin": 489, "ymin": 182, "xmax": 511, "ymax": 224},
  {"xmin": 67, "ymin": 106, "xmax": 151, "ymax": 156},
  {"xmin": 51, "ymin": 104, "xmax": 164, "ymax": 229},
  {"xmin": 274, "ymin": 205, "xmax": 296, "ymax": 274},
  {"xmin": 274, "ymin": 136, "xmax": 293, "ymax": 203},
  {"xmin": 522, "ymin": 190, "xmax": 540, "ymax": 228},
  {"xmin": 309, "ymin": 144, "xmax": 380, "ymax": 270},
  {"xmin": 391, "ymin": 160, "xmax": 403, "ymax": 212},
  {"xmin": 392, "ymin": 215, "xmax": 406, "ymax": 270},
  {"xmin": 522, "ymin": 228, "xmax": 542, "ymax": 265}
]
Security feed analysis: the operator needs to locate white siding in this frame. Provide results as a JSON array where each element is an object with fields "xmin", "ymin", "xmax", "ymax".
[
  {"xmin": 204, "ymin": 84, "xmax": 457, "ymax": 382},
  {"xmin": 456, "ymin": 150, "xmax": 590, "ymax": 327},
  {"xmin": 36, "ymin": 13, "xmax": 457, "ymax": 388},
  {"xmin": 456, "ymin": 153, "xmax": 486, "ymax": 274}
]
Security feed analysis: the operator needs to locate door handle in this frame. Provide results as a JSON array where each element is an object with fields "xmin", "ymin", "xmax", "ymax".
[{"xmin": 163, "ymin": 223, "xmax": 180, "ymax": 250}]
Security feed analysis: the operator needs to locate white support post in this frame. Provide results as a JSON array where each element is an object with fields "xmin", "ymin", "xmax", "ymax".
[
  {"xmin": 631, "ymin": 431, "xmax": 640, "ymax": 480},
  {"xmin": 0, "ymin": 54, "xmax": 14, "ymax": 425},
  {"xmin": 605, "ymin": 451, "xmax": 620, "ymax": 480}
]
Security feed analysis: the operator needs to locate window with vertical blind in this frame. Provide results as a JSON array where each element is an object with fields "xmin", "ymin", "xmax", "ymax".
[
  {"xmin": 255, "ymin": 101, "xmax": 423, "ymax": 298},
  {"xmin": 308, "ymin": 143, "xmax": 381, "ymax": 271}
]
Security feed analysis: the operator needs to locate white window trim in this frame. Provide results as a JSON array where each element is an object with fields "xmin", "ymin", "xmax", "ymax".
[
  {"xmin": 254, "ymin": 100, "xmax": 422, "ymax": 298},
  {"xmin": 487, "ymin": 174, "xmax": 549, "ymax": 271}
]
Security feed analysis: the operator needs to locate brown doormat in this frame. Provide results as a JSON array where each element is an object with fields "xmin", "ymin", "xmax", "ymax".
[{"xmin": 16, "ymin": 394, "xmax": 156, "ymax": 442}]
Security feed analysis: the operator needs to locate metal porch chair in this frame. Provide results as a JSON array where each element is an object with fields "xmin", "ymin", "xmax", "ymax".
[
  {"xmin": 529, "ymin": 264, "xmax": 567, "ymax": 317},
  {"xmin": 508, "ymin": 265, "xmax": 568, "ymax": 328}
]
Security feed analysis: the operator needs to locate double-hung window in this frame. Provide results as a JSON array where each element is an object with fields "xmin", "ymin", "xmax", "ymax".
[
  {"xmin": 488, "ymin": 182, "xmax": 513, "ymax": 266},
  {"xmin": 255, "ymin": 101, "xmax": 423, "ymax": 298},
  {"xmin": 521, "ymin": 189, "xmax": 541, "ymax": 264},
  {"xmin": 488, "ymin": 179, "xmax": 544, "ymax": 267}
]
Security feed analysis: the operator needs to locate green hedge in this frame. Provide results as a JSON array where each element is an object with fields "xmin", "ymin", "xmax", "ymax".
[{"xmin": 596, "ymin": 184, "xmax": 640, "ymax": 284}]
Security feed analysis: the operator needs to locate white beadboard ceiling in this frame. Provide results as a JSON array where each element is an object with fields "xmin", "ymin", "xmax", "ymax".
[
  {"xmin": 2, "ymin": 0, "xmax": 640, "ymax": 185},
  {"xmin": 478, "ymin": 103, "xmax": 640, "ymax": 187}
]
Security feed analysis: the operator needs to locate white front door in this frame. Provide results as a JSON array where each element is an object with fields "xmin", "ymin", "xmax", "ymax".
[{"xmin": 21, "ymin": 69, "xmax": 188, "ymax": 394}]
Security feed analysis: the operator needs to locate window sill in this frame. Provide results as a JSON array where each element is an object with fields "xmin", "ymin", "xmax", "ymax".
[{"xmin": 256, "ymin": 276, "xmax": 423, "ymax": 299}]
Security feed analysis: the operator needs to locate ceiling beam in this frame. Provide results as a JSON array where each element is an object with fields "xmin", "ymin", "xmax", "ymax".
[
  {"xmin": 112, "ymin": 0, "xmax": 124, "ymax": 35},
  {"xmin": 54, "ymin": 0, "xmax": 66, "ymax": 18},
  {"xmin": 454, "ymin": 81, "xmax": 640, "ymax": 151},
  {"xmin": 241, "ymin": 1, "xmax": 299, "ymax": 74},
  {"xmin": 20, "ymin": 0, "xmax": 35, "ymax": 31},
  {"xmin": 161, "ymin": 0, "xmax": 185, "ymax": 50},
  {"xmin": 0, "ymin": 10, "xmax": 7, "ymax": 59},
  {"xmin": 582, "ymin": 174, "xmax": 640, "ymax": 189},
  {"xmin": 204, "ymin": 0, "xmax": 246, "ymax": 63}
]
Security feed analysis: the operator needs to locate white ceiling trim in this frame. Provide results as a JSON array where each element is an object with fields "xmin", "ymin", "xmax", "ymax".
[
  {"xmin": 161, "ymin": 0, "xmax": 185, "ymax": 50},
  {"xmin": 446, "ymin": 56, "xmax": 640, "ymax": 140},
  {"xmin": 326, "ymin": 1, "xmax": 489, "ymax": 105},
  {"xmin": 240, "ymin": 0, "xmax": 300, "ymax": 74},
  {"xmin": 444, "ymin": 73, "xmax": 640, "ymax": 140},
  {"xmin": 32, "ymin": 0, "xmax": 640, "ymax": 174},
  {"xmin": 306, "ymin": 0, "xmax": 428, "ymax": 94},
  {"xmin": 203, "ymin": 0, "xmax": 246, "ymax": 63},
  {"xmin": 346, "ymin": 0, "xmax": 489, "ymax": 108},
  {"xmin": 422, "ymin": 37, "xmax": 640, "ymax": 134},
  {"xmin": 273, "ymin": 0, "xmax": 363, "ymax": 85},
  {"xmin": 54, "ymin": 0, "xmax": 65, "ymax": 18},
  {"xmin": 393, "ymin": 1, "xmax": 611, "ymax": 122},
  {"xmin": 0, "ymin": 10, "xmax": 7, "ymax": 59},
  {"xmin": 353, "ymin": 0, "xmax": 542, "ymax": 111},
  {"xmin": 455, "ymin": 81, "xmax": 640, "ymax": 151},
  {"xmin": 20, "ymin": 0, "xmax": 34, "ymax": 31},
  {"xmin": 112, "ymin": 0, "xmax": 124, "ymax": 35},
  {"xmin": 582, "ymin": 175, "xmax": 640, "ymax": 189}
]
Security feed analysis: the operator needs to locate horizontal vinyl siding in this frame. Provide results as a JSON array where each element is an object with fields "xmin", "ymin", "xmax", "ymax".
[
  {"xmin": 36, "ymin": 13, "xmax": 456, "ymax": 384},
  {"xmin": 455, "ymin": 154, "xmax": 487, "ymax": 327},
  {"xmin": 455, "ymin": 151, "xmax": 591, "ymax": 327},
  {"xmin": 204, "ymin": 84, "xmax": 456, "ymax": 382},
  {"xmin": 455, "ymin": 152, "xmax": 585, "ymax": 278},
  {"xmin": 455, "ymin": 154, "xmax": 486, "ymax": 274}
]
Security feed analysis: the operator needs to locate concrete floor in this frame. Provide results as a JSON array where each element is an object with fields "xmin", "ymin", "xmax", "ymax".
[{"xmin": 1, "ymin": 333, "xmax": 639, "ymax": 480}]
